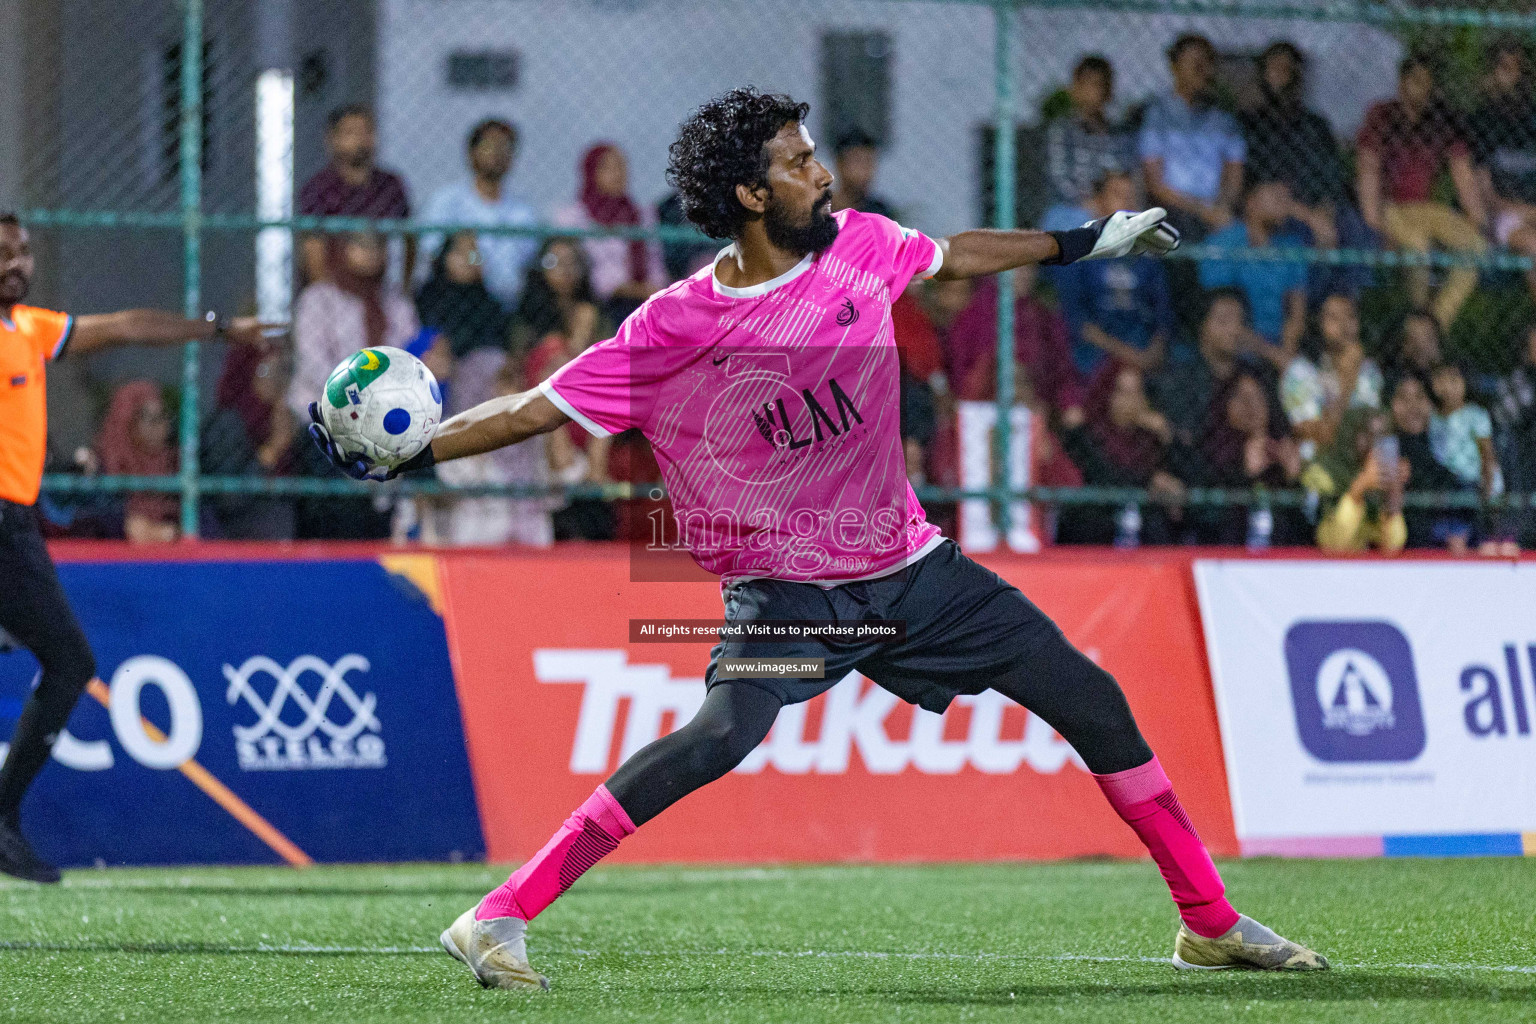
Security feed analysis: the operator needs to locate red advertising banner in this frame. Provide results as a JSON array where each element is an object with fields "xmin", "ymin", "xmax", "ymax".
[{"xmin": 439, "ymin": 546, "xmax": 1235, "ymax": 863}]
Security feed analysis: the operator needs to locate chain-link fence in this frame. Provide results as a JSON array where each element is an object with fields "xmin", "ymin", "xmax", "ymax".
[{"xmin": 25, "ymin": 0, "xmax": 1536, "ymax": 550}]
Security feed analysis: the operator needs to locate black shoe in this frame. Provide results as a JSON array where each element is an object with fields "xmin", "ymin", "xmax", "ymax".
[{"xmin": 0, "ymin": 818, "xmax": 60, "ymax": 883}]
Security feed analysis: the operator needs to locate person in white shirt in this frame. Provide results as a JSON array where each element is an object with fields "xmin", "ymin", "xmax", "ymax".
[{"xmin": 418, "ymin": 119, "xmax": 540, "ymax": 311}]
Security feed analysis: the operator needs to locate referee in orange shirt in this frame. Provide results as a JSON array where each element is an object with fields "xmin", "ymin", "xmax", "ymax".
[{"xmin": 0, "ymin": 214, "xmax": 266, "ymax": 882}]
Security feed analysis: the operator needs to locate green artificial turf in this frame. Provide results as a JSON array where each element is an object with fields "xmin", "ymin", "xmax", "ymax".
[{"xmin": 1, "ymin": 858, "xmax": 1532, "ymax": 1023}]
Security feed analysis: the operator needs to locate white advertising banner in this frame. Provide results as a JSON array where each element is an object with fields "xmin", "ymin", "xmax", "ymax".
[{"xmin": 1194, "ymin": 560, "xmax": 1536, "ymax": 855}]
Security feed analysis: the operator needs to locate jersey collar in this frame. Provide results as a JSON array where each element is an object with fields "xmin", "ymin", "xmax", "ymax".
[{"xmin": 710, "ymin": 244, "xmax": 814, "ymax": 299}]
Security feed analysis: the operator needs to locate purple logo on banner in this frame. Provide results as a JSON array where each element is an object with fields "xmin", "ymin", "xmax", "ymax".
[{"xmin": 1284, "ymin": 620, "xmax": 1426, "ymax": 763}]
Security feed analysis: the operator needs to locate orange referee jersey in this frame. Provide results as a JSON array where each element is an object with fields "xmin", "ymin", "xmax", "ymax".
[{"xmin": 0, "ymin": 305, "xmax": 73, "ymax": 505}]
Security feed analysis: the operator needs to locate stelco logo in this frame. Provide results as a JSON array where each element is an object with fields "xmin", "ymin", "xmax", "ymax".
[
  {"xmin": 533, "ymin": 649, "xmax": 1084, "ymax": 776},
  {"xmin": 28, "ymin": 654, "xmax": 383, "ymax": 774}
]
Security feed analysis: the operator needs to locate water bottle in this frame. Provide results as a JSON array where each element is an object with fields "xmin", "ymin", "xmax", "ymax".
[
  {"xmin": 1114, "ymin": 502, "xmax": 1142, "ymax": 550},
  {"xmin": 1246, "ymin": 503, "xmax": 1273, "ymax": 552}
]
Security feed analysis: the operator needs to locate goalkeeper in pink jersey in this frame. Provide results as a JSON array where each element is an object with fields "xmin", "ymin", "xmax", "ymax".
[{"xmin": 310, "ymin": 87, "xmax": 1326, "ymax": 987}]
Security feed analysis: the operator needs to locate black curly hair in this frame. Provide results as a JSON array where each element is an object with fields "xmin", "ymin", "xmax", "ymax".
[{"xmin": 666, "ymin": 87, "xmax": 811, "ymax": 240}]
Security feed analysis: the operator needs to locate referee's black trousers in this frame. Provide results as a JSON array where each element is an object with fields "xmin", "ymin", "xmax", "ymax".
[{"xmin": 0, "ymin": 500, "xmax": 96, "ymax": 824}]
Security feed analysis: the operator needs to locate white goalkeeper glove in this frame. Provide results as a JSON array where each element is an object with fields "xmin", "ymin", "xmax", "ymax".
[{"xmin": 1045, "ymin": 207, "xmax": 1181, "ymax": 265}]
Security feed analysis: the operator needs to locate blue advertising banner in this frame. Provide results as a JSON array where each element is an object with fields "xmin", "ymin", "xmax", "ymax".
[{"xmin": 0, "ymin": 558, "xmax": 485, "ymax": 867}]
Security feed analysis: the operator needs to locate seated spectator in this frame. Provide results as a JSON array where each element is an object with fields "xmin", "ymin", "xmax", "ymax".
[
  {"xmin": 298, "ymin": 105, "xmax": 412, "ymax": 286},
  {"xmin": 418, "ymin": 118, "xmax": 539, "ymax": 311},
  {"xmin": 97, "ymin": 380, "xmax": 178, "ymax": 543},
  {"xmin": 1057, "ymin": 362, "xmax": 1184, "ymax": 544},
  {"xmin": 416, "ymin": 232, "xmax": 511, "ymax": 357},
  {"xmin": 1155, "ymin": 288, "xmax": 1275, "ymax": 469},
  {"xmin": 1470, "ymin": 40, "xmax": 1536, "ymax": 303},
  {"xmin": 830, "ymin": 130, "xmax": 897, "ymax": 220},
  {"xmin": 1429, "ymin": 362, "xmax": 1498, "ymax": 499},
  {"xmin": 657, "ymin": 190, "xmax": 718, "ymax": 281},
  {"xmin": 1140, "ymin": 33, "xmax": 1245, "ymax": 242},
  {"xmin": 1054, "ymin": 172, "xmax": 1173, "ymax": 379},
  {"xmin": 945, "ymin": 265, "xmax": 1082, "ymax": 411},
  {"xmin": 1493, "ymin": 321, "xmax": 1536, "ymax": 546},
  {"xmin": 287, "ymin": 232, "xmax": 424, "ymax": 419},
  {"xmin": 1198, "ymin": 179, "xmax": 1320, "ymax": 366},
  {"xmin": 1194, "ymin": 366, "xmax": 1304, "ymax": 543},
  {"xmin": 510, "ymin": 237, "xmax": 607, "ymax": 362},
  {"xmin": 1302, "ymin": 407, "xmax": 1407, "ymax": 553},
  {"xmin": 1389, "ymin": 373, "xmax": 1474, "ymax": 549},
  {"xmin": 1281, "ymin": 292, "xmax": 1385, "ymax": 456},
  {"xmin": 553, "ymin": 143, "xmax": 667, "ymax": 323},
  {"xmin": 1239, "ymin": 41, "xmax": 1368, "ymax": 297},
  {"xmin": 1356, "ymin": 54, "xmax": 1488, "ymax": 332},
  {"xmin": 1384, "ymin": 309, "xmax": 1443, "ymax": 390},
  {"xmin": 1042, "ymin": 55, "xmax": 1135, "ymax": 231},
  {"xmin": 200, "ymin": 346, "xmax": 297, "ymax": 540}
]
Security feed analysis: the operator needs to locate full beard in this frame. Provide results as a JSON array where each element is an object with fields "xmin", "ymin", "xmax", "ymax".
[
  {"xmin": 763, "ymin": 192, "xmax": 839, "ymax": 256},
  {"xmin": 0, "ymin": 270, "xmax": 29, "ymax": 305}
]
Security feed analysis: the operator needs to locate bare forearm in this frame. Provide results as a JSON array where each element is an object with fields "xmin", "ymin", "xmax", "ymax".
[
  {"xmin": 69, "ymin": 309, "xmax": 215, "ymax": 355},
  {"xmin": 932, "ymin": 230, "xmax": 1061, "ymax": 280},
  {"xmin": 429, "ymin": 388, "xmax": 568, "ymax": 463}
]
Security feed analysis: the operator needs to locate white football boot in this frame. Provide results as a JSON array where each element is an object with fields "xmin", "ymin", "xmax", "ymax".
[
  {"xmin": 440, "ymin": 907, "xmax": 550, "ymax": 990},
  {"xmin": 1173, "ymin": 914, "xmax": 1330, "ymax": 971}
]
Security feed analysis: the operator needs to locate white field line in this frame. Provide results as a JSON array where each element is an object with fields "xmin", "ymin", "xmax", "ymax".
[{"xmin": 0, "ymin": 940, "xmax": 1532, "ymax": 974}]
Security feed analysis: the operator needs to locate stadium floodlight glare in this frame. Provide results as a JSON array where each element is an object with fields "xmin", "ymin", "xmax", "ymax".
[{"xmin": 255, "ymin": 68, "xmax": 294, "ymax": 324}]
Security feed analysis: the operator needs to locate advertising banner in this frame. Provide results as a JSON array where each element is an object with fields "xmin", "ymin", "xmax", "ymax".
[
  {"xmin": 441, "ymin": 548, "xmax": 1234, "ymax": 863},
  {"xmin": 1194, "ymin": 560, "xmax": 1536, "ymax": 857},
  {"xmin": 0, "ymin": 555, "xmax": 484, "ymax": 866}
]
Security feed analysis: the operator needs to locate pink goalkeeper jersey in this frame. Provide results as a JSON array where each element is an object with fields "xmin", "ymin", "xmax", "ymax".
[{"xmin": 538, "ymin": 209, "xmax": 946, "ymax": 590}]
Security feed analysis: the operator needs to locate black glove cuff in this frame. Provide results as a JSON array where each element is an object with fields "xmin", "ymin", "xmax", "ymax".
[
  {"xmin": 1042, "ymin": 226, "xmax": 1098, "ymax": 266},
  {"xmin": 390, "ymin": 443, "xmax": 438, "ymax": 478}
]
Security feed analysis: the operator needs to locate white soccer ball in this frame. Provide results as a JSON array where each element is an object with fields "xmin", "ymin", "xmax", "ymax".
[{"xmin": 319, "ymin": 346, "xmax": 441, "ymax": 469}]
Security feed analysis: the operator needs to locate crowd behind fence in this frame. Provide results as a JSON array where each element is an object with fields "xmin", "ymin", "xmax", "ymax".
[{"xmin": 27, "ymin": 0, "xmax": 1536, "ymax": 554}]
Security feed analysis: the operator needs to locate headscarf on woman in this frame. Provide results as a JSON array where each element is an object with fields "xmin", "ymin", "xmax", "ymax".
[
  {"xmin": 579, "ymin": 143, "xmax": 649, "ymax": 288},
  {"xmin": 326, "ymin": 234, "xmax": 388, "ymax": 350},
  {"xmin": 415, "ymin": 232, "xmax": 510, "ymax": 356},
  {"xmin": 97, "ymin": 379, "xmax": 178, "ymax": 525},
  {"xmin": 1084, "ymin": 361, "xmax": 1163, "ymax": 480}
]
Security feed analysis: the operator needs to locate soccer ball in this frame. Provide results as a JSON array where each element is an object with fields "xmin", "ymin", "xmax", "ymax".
[{"xmin": 319, "ymin": 346, "xmax": 442, "ymax": 469}]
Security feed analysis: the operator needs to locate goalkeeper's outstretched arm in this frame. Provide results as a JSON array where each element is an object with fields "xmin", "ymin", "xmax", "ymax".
[
  {"xmin": 429, "ymin": 389, "xmax": 571, "ymax": 464},
  {"xmin": 931, "ymin": 207, "xmax": 1180, "ymax": 281}
]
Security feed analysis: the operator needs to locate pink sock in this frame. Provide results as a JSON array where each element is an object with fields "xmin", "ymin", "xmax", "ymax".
[
  {"xmin": 476, "ymin": 785, "xmax": 637, "ymax": 921},
  {"xmin": 1093, "ymin": 756, "xmax": 1239, "ymax": 939}
]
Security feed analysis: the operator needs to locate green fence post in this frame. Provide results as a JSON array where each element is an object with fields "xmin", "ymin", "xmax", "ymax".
[
  {"xmin": 177, "ymin": 0, "xmax": 204, "ymax": 538},
  {"xmin": 992, "ymin": 0, "xmax": 1017, "ymax": 538}
]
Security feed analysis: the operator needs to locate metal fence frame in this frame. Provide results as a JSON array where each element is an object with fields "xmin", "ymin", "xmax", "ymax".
[{"xmin": 36, "ymin": 0, "xmax": 1536, "ymax": 537}]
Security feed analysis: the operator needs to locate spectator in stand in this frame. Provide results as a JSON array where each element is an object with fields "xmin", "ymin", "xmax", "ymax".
[
  {"xmin": 96, "ymin": 380, "xmax": 178, "ymax": 544},
  {"xmin": 1493, "ymin": 321, "xmax": 1536, "ymax": 547},
  {"xmin": 1429, "ymin": 361, "xmax": 1498, "ymax": 500},
  {"xmin": 657, "ymin": 190, "xmax": 718, "ymax": 281},
  {"xmin": 829, "ymin": 130, "xmax": 897, "ymax": 220},
  {"xmin": 288, "ymin": 232, "xmax": 424, "ymax": 417},
  {"xmin": 418, "ymin": 119, "xmax": 539, "ymax": 311},
  {"xmin": 1194, "ymin": 366, "xmax": 1304, "ymax": 544},
  {"xmin": 1389, "ymin": 373, "xmax": 1474, "ymax": 549},
  {"xmin": 1140, "ymin": 33, "xmax": 1245, "ymax": 243},
  {"xmin": 945, "ymin": 265, "xmax": 1081, "ymax": 412},
  {"xmin": 1198, "ymin": 179, "xmax": 1322, "ymax": 368},
  {"xmin": 1281, "ymin": 292, "xmax": 1385, "ymax": 456},
  {"xmin": 1054, "ymin": 171, "xmax": 1173, "ymax": 380},
  {"xmin": 1057, "ymin": 363, "xmax": 1184, "ymax": 544},
  {"xmin": 200, "ymin": 345, "xmax": 297, "ymax": 540},
  {"xmin": 1155, "ymin": 288, "xmax": 1273, "ymax": 464},
  {"xmin": 553, "ymin": 143, "xmax": 667, "ymax": 323},
  {"xmin": 1042, "ymin": 55, "xmax": 1136, "ymax": 231},
  {"xmin": 1239, "ymin": 41, "xmax": 1368, "ymax": 297},
  {"xmin": 1302, "ymin": 407, "xmax": 1408, "ymax": 553},
  {"xmin": 1356, "ymin": 54, "xmax": 1488, "ymax": 332},
  {"xmin": 1471, "ymin": 40, "xmax": 1536, "ymax": 303},
  {"xmin": 510, "ymin": 237, "xmax": 608, "ymax": 362},
  {"xmin": 416, "ymin": 232, "xmax": 510, "ymax": 357},
  {"xmin": 1384, "ymin": 309, "xmax": 1443, "ymax": 391},
  {"xmin": 298, "ymin": 105, "xmax": 413, "ymax": 286}
]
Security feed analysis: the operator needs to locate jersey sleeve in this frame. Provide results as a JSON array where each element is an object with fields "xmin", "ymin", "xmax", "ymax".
[
  {"xmin": 856, "ymin": 211, "xmax": 944, "ymax": 295},
  {"xmin": 538, "ymin": 305, "xmax": 680, "ymax": 437},
  {"xmin": 26, "ymin": 307, "xmax": 73, "ymax": 361}
]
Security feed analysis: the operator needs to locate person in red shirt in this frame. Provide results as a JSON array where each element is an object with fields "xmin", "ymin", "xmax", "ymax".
[
  {"xmin": 0, "ymin": 215, "xmax": 265, "ymax": 882},
  {"xmin": 298, "ymin": 105, "xmax": 414, "ymax": 287},
  {"xmin": 1356, "ymin": 54, "xmax": 1488, "ymax": 331}
]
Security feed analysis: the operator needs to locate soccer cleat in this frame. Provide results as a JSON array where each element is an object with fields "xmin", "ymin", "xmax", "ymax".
[
  {"xmin": 0, "ymin": 818, "xmax": 60, "ymax": 884},
  {"xmin": 440, "ymin": 907, "xmax": 550, "ymax": 990},
  {"xmin": 1172, "ymin": 914, "xmax": 1329, "ymax": 971}
]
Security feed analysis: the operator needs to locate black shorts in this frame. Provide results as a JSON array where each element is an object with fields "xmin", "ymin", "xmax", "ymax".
[
  {"xmin": 704, "ymin": 538, "xmax": 1067, "ymax": 714},
  {"xmin": 0, "ymin": 500, "xmax": 88, "ymax": 660}
]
